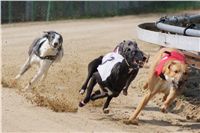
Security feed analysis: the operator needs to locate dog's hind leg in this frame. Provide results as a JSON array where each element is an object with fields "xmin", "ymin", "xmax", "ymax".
[
  {"xmin": 79, "ymin": 56, "xmax": 103, "ymax": 94},
  {"xmin": 15, "ymin": 58, "xmax": 31, "ymax": 80},
  {"xmin": 127, "ymin": 90, "xmax": 157, "ymax": 125},
  {"xmin": 41, "ymin": 68, "xmax": 50, "ymax": 82},
  {"xmin": 90, "ymin": 90, "xmax": 101, "ymax": 98},
  {"xmin": 102, "ymin": 96, "xmax": 113, "ymax": 114},
  {"xmin": 162, "ymin": 94, "xmax": 168, "ymax": 102},
  {"xmin": 79, "ymin": 75, "xmax": 97, "ymax": 107},
  {"xmin": 24, "ymin": 60, "xmax": 51, "ymax": 90},
  {"xmin": 90, "ymin": 91, "xmax": 108, "ymax": 101}
]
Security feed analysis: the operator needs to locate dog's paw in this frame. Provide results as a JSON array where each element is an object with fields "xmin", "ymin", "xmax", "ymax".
[
  {"xmin": 79, "ymin": 101, "xmax": 86, "ymax": 107},
  {"xmin": 24, "ymin": 85, "xmax": 30, "ymax": 90},
  {"xmin": 11, "ymin": 79, "xmax": 17, "ymax": 87},
  {"xmin": 20, "ymin": 88, "xmax": 28, "ymax": 93},
  {"xmin": 160, "ymin": 106, "xmax": 168, "ymax": 113},
  {"xmin": 21, "ymin": 87, "xmax": 30, "ymax": 93},
  {"xmin": 21, "ymin": 84, "xmax": 32, "ymax": 92},
  {"xmin": 123, "ymin": 118, "xmax": 139, "ymax": 125},
  {"xmin": 15, "ymin": 74, "xmax": 21, "ymax": 79},
  {"xmin": 103, "ymin": 108, "xmax": 110, "ymax": 114},
  {"xmin": 79, "ymin": 89, "xmax": 85, "ymax": 95},
  {"xmin": 123, "ymin": 90, "xmax": 128, "ymax": 96}
]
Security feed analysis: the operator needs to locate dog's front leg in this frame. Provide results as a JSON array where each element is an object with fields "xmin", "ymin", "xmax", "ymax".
[
  {"xmin": 103, "ymin": 96, "xmax": 112, "ymax": 114},
  {"xmin": 123, "ymin": 70, "xmax": 139, "ymax": 96},
  {"xmin": 41, "ymin": 68, "xmax": 49, "ymax": 82},
  {"xmin": 24, "ymin": 61, "xmax": 51, "ymax": 90},
  {"xmin": 160, "ymin": 88, "xmax": 177, "ymax": 113}
]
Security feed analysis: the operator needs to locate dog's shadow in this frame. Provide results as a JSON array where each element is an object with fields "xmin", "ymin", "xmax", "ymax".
[
  {"xmin": 90, "ymin": 108, "xmax": 200, "ymax": 131},
  {"xmin": 182, "ymin": 68, "xmax": 200, "ymax": 105},
  {"xmin": 122, "ymin": 100, "xmax": 187, "ymax": 114},
  {"xmin": 141, "ymin": 119, "xmax": 200, "ymax": 130},
  {"xmin": 91, "ymin": 113, "xmax": 121, "ymax": 122},
  {"xmin": 91, "ymin": 106, "xmax": 160, "ymax": 123},
  {"xmin": 122, "ymin": 105, "xmax": 160, "ymax": 112},
  {"xmin": 181, "ymin": 123, "xmax": 200, "ymax": 130},
  {"xmin": 140, "ymin": 119, "xmax": 173, "ymax": 126},
  {"xmin": 93, "ymin": 114, "xmax": 200, "ymax": 130}
]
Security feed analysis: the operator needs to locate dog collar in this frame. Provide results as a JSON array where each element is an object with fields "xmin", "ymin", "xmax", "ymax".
[
  {"xmin": 159, "ymin": 73, "xmax": 166, "ymax": 80},
  {"xmin": 38, "ymin": 55, "xmax": 57, "ymax": 60},
  {"xmin": 124, "ymin": 58, "xmax": 130, "ymax": 67}
]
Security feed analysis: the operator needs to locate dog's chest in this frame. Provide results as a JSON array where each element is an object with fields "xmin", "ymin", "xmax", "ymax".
[
  {"xmin": 159, "ymin": 80, "xmax": 174, "ymax": 94},
  {"xmin": 108, "ymin": 67, "xmax": 135, "ymax": 90},
  {"xmin": 40, "ymin": 42, "xmax": 57, "ymax": 57}
]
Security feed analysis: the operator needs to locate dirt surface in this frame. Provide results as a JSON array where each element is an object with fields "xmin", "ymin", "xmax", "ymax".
[{"xmin": 2, "ymin": 12, "xmax": 200, "ymax": 132}]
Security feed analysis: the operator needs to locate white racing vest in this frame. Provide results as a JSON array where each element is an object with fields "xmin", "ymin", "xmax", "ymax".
[{"xmin": 97, "ymin": 52, "xmax": 124, "ymax": 81}]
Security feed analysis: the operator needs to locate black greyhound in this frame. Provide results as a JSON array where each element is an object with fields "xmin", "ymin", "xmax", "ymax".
[{"xmin": 79, "ymin": 40, "xmax": 148, "ymax": 113}]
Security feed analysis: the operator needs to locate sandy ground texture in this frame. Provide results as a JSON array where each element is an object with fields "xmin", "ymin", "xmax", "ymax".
[{"xmin": 2, "ymin": 11, "xmax": 200, "ymax": 132}]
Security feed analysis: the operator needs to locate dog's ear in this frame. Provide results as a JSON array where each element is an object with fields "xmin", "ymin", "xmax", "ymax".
[
  {"xmin": 44, "ymin": 31, "xmax": 55, "ymax": 34},
  {"xmin": 58, "ymin": 35, "xmax": 63, "ymax": 45},
  {"xmin": 167, "ymin": 60, "xmax": 178, "ymax": 70},
  {"xmin": 132, "ymin": 41, "xmax": 138, "ymax": 47},
  {"xmin": 162, "ymin": 60, "xmax": 174, "ymax": 74},
  {"xmin": 118, "ymin": 41, "xmax": 125, "ymax": 55},
  {"xmin": 43, "ymin": 31, "xmax": 50, "ymax": 38},
  {"xmin": 164, "ymin": 51, "xmax": 171, "ymax": 56},
  {"xmin": 43, "ymin": 31, "xmax": 55, "ymax": 36},
  {"xmin": 43, "ymin": 31, "xmax": 51, "ymax": 34}
]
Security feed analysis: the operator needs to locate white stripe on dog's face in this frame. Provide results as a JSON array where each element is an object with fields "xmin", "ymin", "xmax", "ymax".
[{"xmin": 51, "ymin": 33, "xmax": 61, "ymax": 48}]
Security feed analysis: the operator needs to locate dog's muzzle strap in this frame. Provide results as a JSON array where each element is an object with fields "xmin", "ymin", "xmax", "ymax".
[
  {"xmin": 39, "ymin": 55, "xmax": 57, "ymax": 60},
  {"xmin": 34, "ymin": 50, "xmax": 57, "ymax": 61}
]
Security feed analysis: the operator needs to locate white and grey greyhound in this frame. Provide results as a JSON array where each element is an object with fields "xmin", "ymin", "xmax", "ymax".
[{"xmin": 14, "ymin": 31, "xmax": 64, "ymax": 90}]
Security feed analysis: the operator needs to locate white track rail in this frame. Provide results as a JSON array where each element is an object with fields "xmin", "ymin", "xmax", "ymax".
[{"xmin": 137, "ymin": 23, "xmax": 200, "ymax": 52}]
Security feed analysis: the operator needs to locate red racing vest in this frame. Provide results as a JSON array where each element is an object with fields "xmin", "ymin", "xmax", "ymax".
[{"xmin": 155, "ymin": 51, "xmax": 185, "ymax": 76}]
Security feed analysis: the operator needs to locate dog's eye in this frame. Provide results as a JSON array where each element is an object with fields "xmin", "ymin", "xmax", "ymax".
[
  {"xmin": 184, "ymin": 72, "xmax": 188, "ymax": 75},
  {"xmin": 59, "ymin": 37, "xmax": 62, "ymax": 42},
  {"xmin": 128, "ymin": 43, "xmax": 132, "ymax": 46},
  {"xmin": 174, "ymin": 70, "xmax": 179, "ymax": 73}
]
